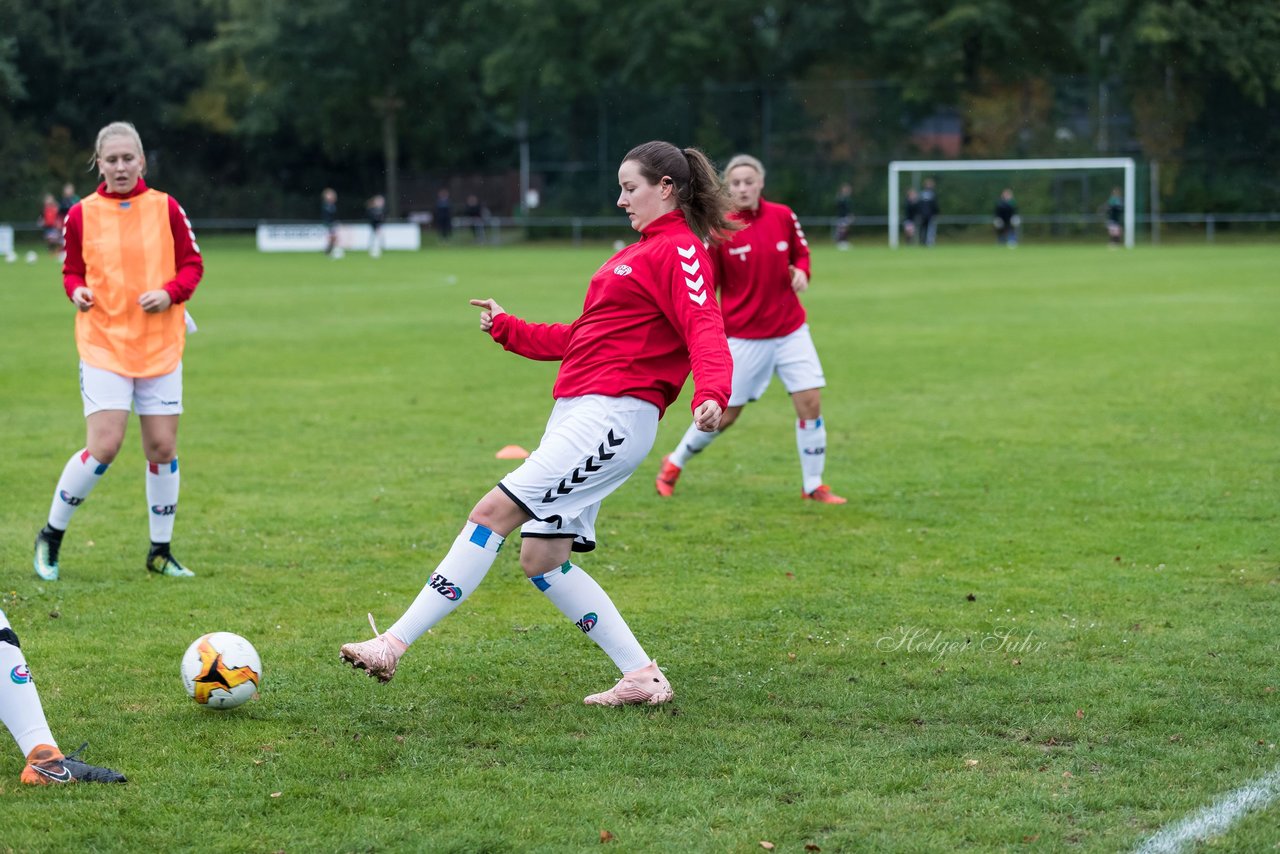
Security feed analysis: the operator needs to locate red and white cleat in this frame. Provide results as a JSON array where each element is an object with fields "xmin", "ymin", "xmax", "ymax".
[
  {"xmin": 802, "ymin": 484, "xmax": 848, "ymax": 505},
  {"xmin": 584, "ymin": 660, "xmax": 673, "ymax": 706},
  {"xmin": 655, "ymin": 456, "xmax": 682, "ymax": 498}
]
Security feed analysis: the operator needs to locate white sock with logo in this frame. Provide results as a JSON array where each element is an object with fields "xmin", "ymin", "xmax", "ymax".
[
  {"xmin": 47, "ymin": 449, "xmax": 109, "ymax": 530},
  {"xmin": 796, "ymin": 417, "xmax": 827, "ymax": 494},
  {"xmin": 0, "ymin": 617, "xmax": 57, "ymax": 756},
  {"xmin": 670, "ymin": 422, "xmax": 720, "ymax": 468},
  {"xmin": 146, "ymin": 459, "xmax": 180, "ymax": 543},
  {"xmin": 388, "ymin": 521, "xmax": 504, "ymax": 646},
  {"xmin": 530, "ymin": 562, "xmax": 649, "ymax": 674}
]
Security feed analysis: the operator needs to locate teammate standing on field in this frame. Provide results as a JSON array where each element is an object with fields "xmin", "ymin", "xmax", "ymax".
[
  {"xmin": 33, "ymin": 121, "xmax": 203, "ymax": 581},
  {"xmin": 342, "ymin": 141, "xmax": 735, "ymax": 706},
  {"xmin": 655, "ymin": 154, "xmax": 847, "ymax": 505},
  {"xmin": 1, "ymin": 608, "xmax": 127, "ymax": 785}
]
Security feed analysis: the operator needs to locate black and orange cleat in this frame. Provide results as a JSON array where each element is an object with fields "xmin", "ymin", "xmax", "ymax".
[{"xmin": 21, "ymin": 743, "xmax": 127, "ymax": 785}]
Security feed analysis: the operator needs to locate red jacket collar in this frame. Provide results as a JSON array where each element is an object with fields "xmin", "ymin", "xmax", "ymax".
[
  {"xmin": 96, "ymin": 178, "xmax": 149, "ymax": 200},
  {"xmin": 731, "ymin": 197, "xmax": 767, "ymax": 224},
  {"xmin": 640, "ymin": 209, "xmax": 689, "ymax": 239}
]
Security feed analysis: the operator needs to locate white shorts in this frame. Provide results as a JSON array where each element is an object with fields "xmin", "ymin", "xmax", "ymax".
[
  {"xmin": 727, "ymin": 324, "xmax": 826, "ymax": 407},
  {"xmin": 80, "ymin": 361, "xmax": 183, "ymax": 417},
  {"xmin": 500, "ymin": 395, "xmax": 659, "ymax": 553}
]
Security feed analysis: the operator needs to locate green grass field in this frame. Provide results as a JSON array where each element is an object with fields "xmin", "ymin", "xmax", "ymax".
[{"xmin": 0, "ymin": 239, "xmax": 1276, "ymax": 852}]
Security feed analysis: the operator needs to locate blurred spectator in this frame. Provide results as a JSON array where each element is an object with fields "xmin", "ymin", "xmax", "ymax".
[
  {"xmin": 464, "ymin": 194, "xmax": 487, "ymax": 244},
  {"xmin": 40, "ymin": 194, "xmax": 60, "ymax": 256},
  {"xmin": 366, "ymin": 194, "xmax": 386, "ymax": 258},
  {"xmin": 918, "ymin": 178, "xmax": 939, "ymax": 247},
  {"xmin": 321, "ymin": 188, "xmax": 339, "ymax": 257},
  {"xmin": 834, "ymin": 183, "xmax": 852, "ymax": 250},
  {"xmin": 434, "ymin": 189, "xmax": 452, "ymax": 241},
  {"xmin": 993, "ymin": 188, "xmax": 1019, "ymax": 247},
  {"xmin": 57, "ymin": 183, "xmax": 80, "ymax": 225},
  {"xmin": 902, "ymin": 188, "xmax": 920, "ymax": 245},
  {"xmin": 1104, "ymin": 188, "xmax": 1123, "ymax": 247}
]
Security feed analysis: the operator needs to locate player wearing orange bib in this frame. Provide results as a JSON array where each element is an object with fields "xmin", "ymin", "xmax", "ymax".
[{"xmin": 34, "ymin": 121, "xmax": 204, "ymax": 581}]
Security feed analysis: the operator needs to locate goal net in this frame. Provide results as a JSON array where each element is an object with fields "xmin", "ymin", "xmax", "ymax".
[{"xmin": 887, "ymin": 158, "xmax": 1136, "ymax": 248}]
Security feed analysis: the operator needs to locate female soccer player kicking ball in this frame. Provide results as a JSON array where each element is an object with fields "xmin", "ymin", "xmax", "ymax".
[{"xmin": 342, "ymin": 141, "xmax": 735, "ymax": 705}]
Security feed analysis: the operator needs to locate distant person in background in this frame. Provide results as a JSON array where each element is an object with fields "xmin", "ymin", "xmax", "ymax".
[
  {"xmin": 993, "ymin": 188, "xmax": 1019, "ymax": 247},
  {"xmin": 341, "ymin": 140, "xmax": 735, "ymax": 706},
  {"xmin": 918, "ymin": 178, "xmax": 939, "ymax": 247},
  {"xmin": 366, "ymin": 194, "xmax": 386, "ymax": 259},
  {"xmin": 434, "ymin": 189, "xmax": 453, "ymax": 241},
  {"xmin": 34, "ymin": 120, "xmax": 204, "ymax": 582},
  {"xmin": 464, "ymin": 194, "xmax": 486, "ymax": 243},
  {"xmin": 57, "ymin": 183, "xmax": 80, "ymax": 256},
  {"xmin": 902, "ymin": 188, "xmax": 920, "ymax": 244},
  {"xmin": 40, "ymin": 194, "xmax": 61, "ymax": 256},
  {"xmin": 834, "ymin": 183, "xmax": 853, "ymax": 250},
  {"xmin": 1, "ymin": 607, "xmax": 127, "ymax": 785},
  {"xmin": 1104, "ymin": 188, "xmax": 1123, "ymax": 247},
  {"xmin": 321, "ymin": 188, "xmax": 339, "ymax": 257},
  {"xmin": 58, "ymin": 183, "xmax": 80, "ymax": 220},
  {"xmin": 655, "ymin": 153, "xmax": 847, "ymax": 505}
]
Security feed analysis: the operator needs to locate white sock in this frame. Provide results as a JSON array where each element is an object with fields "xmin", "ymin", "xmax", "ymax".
[
  {"xmin": 0, "ymin": 618, "xmax": 56, "ymax": 757},
  {"xmin": 796, "ymin": 417, "xmax": 828, "ymax": 494},
  {"xmin": 531, "ymin": 562, "xmax": 649, "ymax": 674},
  {"xmin": 146, "ymin": 459, "xmax": 180, "ymax": 543},
  {"xmin": 47, "ymin": 450, "xmax": 109, "ymax": 530},
  {"xmin": 669, "ymin": 422, "xmax": 720, "ymax": 468},
  {"xmin": 388, "ymin": 521, "xmax": 504, "ymax": 646}
]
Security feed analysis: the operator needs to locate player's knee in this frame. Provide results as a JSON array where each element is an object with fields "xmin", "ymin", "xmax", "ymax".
[
  {"xmin": 89, "ymin": 440, "xmax": 123, "ymax": 464},
  {"xmin": 0, "ymin": 627, "xmax": 19, "ymax": 648}
]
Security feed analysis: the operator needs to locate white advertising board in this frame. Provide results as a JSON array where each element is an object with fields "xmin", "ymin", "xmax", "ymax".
[{"xmin": 256, "ymin": 223, "xmax": 421, "ymax": 252}]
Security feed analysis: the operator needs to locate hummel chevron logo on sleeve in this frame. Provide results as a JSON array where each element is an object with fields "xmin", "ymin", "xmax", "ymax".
[{"xmin": 677, "ymin": 244, "xmax": 707, "ymax": 305}]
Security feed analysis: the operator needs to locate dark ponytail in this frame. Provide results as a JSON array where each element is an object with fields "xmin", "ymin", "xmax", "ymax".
[{"xmin": 622, "ymin": 141, "xmax": 737, "ymax": 243}]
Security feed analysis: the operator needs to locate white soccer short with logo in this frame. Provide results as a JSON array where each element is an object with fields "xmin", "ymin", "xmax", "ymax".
[
  {"xmin": 80, "ymin": 360, "xmax": 184, "ymax": 417},
  {"xmin": 727, "ymin": 323, "xmax": 826, "ymax": 407},
  {"xmin": 499, "ymin": 395, "xmax": 659, "ymax": 552}
]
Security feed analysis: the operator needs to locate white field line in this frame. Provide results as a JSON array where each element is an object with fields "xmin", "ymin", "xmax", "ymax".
[{"xmin": 1133, "ymin": 765, "xmax": 1280, "ymax": 854}]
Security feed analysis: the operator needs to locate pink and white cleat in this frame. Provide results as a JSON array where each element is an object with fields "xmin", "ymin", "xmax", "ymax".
[
  {"xmin": 340, "ymin": 613, "xmax": 407, "ymax": 683},
  {"xmin": 584, "ymin": 660, "xmax": 673, "ymax": 706}
]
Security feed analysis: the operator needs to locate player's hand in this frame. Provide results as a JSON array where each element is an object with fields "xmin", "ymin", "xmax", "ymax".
[
  {"xmin": 790, "ymin": 266, "xmax": 809, "ymax": 294},
  {"xmin": 138, "ymin": 289, "xmax": 172, "ymax": 313},
  {"xmin": 72, "ymin": 286, "xmax": 95, "ymax": 312},
  {"xmin": 469, "ymin": 298, "xmax": 506, "ymax": 333},
  {"xmin": 693, "ymin": 399, "xmax": 723, "ymax": 432}
]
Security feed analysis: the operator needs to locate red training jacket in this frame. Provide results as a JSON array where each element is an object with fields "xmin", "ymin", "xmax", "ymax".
[
  {"xmin": 711, "ymin": 198, "xmax": 811, "ymax": 339},
  {"xmin": 62, "ymin": 179, "xmax": 204, "ymax": 305},
  {"xmin": 490, "ymin": 210, "xmax": 732, "ymax": 418}
]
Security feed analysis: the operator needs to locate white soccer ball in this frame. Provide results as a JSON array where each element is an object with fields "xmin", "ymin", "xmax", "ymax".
[
  {"xmin": 181, "ymin": 632, "xmax": 262, "ymax": 710},
  {"xmin": 25, "ymin": 250, "xmax": 37, "ymax": 264},
  {"xmin": 4, "ymin": 253, "xmax": 15, "ymax": 264},
  {"xmin": 331, "ymin": 247, "xmax": 344, "ymax": 259}
]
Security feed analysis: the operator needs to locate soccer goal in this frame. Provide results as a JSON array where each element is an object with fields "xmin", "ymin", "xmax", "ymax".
[{"xmin": 888, "ymin": 157, "xmax": 1136, "ymax": 248}]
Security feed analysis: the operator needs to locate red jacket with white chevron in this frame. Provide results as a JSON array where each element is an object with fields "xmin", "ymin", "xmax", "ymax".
[
  {"xmin": 711, "ymin": 198, "xmax": 811, "ymax": 339},
  {"xmin": 490, "ymin": 209, "xmax": 732, "ymax": 418}
]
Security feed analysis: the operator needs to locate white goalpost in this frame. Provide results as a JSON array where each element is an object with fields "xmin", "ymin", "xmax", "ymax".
[{"xmin": 888, "ymin": 157, "xmax": 1136, "ymax": 249}]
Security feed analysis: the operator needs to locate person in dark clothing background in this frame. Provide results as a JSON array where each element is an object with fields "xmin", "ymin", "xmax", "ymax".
[
  {"xmin": 993, "ymin": 188, "xmax": 1019, "ymax": 247},
  {"xmin": 918, "ymin": 179, "xmax": 939, "ymax": 247}
]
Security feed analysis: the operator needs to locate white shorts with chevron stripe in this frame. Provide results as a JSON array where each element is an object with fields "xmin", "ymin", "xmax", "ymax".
[{"xmin": 499, "ymin": 395, "xmax": 658, "ymax": 553}]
